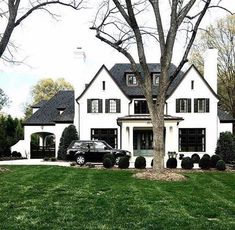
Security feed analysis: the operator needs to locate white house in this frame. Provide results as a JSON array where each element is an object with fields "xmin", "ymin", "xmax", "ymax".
[{"xmin": 15, "ymin": 49, "xmax": 234, "ymax": 161}]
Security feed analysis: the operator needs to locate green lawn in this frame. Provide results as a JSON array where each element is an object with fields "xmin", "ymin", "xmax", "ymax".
[{"xmin": 0, "ymin": 166, "xmax": 234, "ymax": 230}]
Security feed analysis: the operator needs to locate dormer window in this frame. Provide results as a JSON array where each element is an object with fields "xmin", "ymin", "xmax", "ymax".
[
  {"xmin": 152, "ymin": 73, "xmax": 160, "ymax": 86},
  {"xmin": 57, "ymin": 108, "xmax": 65, "ymax": 115},
  {"xmin": 126, "ymin": 73, "xmax": 138, "ymax": 86}
]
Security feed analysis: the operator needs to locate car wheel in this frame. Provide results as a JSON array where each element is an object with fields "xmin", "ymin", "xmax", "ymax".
[
  {"xmin": 115, "ymin": 156, "xmax": 121, "ymax": 165},
  {"xmin": 76, "ymin": 155, "xmax": 85, "ymax": 165}
]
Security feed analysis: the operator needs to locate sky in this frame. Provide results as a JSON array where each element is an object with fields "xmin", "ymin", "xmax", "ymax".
[{"xmin": 0, "ymin": 0, "xmax": 234, "ymax": 118}]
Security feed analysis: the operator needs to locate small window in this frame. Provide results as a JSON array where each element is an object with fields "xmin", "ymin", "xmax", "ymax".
[
  {"xmin": 126, "ymin": 73, "xmax": 138, "ymax": 86},
  {"xmin": 102, "ymin": 81, "xmax": 105, "ymax": 90},
  {"xmin": 176, "ymin": 99, "xmax": 191, "ymax": 113},
  {"xmin": 105, "ymin": 99, "xmax": 121, "ymax": 113},
  {"xmin": 152, "ymin": 73, "xmax": 160, "ymax": 86},
  {"xmin": 194, "ymin": 98, "xmax": 209, "ymax": 113},
  {"xmin": 87, "ymin": 99, "xmax": 102, "ymax": 113},
  {"xmin": 191, "ymin": 80, "xmax": 194, "ymax": 90}
]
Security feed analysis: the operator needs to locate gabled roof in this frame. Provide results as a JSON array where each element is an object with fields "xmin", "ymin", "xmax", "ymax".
[
  {"xmin": 218, "ymin": 109, "xmax": 235, "ymax": 123},
  {"xmin": 167, "ymin": 65, "xmax": 218, "ymax": 99},
  {"xmin": 76, "ymin": 65, "xmax": 129, "ymax": 101},
  {"xmin": 24, "ymin": 90, "xmax": 74, "ymax": 125},
  {"xmin": 31, "ymin": 100, "xmax": 47, "ymax": 108}
]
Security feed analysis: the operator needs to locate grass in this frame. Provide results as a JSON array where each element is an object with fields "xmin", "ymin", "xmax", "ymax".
[{"xmin": 0, "ymin": 166, "xmax": 234, "ymax": 230}]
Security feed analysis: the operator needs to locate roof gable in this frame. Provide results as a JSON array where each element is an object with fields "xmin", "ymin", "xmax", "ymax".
[
  {"xmin": 167, "ymin": 65, "xmax": 218, "ymax": 99},
  {"xmin": 76, "ymin": 65, "xmax": 129, "ymax": 101},
  {"xmin": 24, "ymin": 90, "xmax": 74, "ymax": 125}
]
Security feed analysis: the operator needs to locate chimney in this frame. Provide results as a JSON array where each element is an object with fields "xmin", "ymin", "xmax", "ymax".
[{"xmin": 203, "ymin": 48, "xmax": 218, "ymax": 93}]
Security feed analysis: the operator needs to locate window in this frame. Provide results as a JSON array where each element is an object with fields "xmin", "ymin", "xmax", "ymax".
[
  {"xmin": 179, "ymin": 128, "xmax": 206, "ymax": 152},
  {"xmin": 191, "ymin": 80, "xmax": 194, "ymax": 90},
  {"xmin": 102, "ymin": 81, "xmax": 105, "ymax": 90},
  {"xmin": 126, "ymin": 73, "xmax": 138, "ymax": 86},
  {"xmin": 176, "ymin": 99, "xmax": 191, "ymax": 113},
  {"xmin": 105, "ymin": 99, "xmax": 121, "ymax": 113},
  {"xmin": 194, "ymin": 98, "xmax": 209, "ymax": 113},
  {"xmin": 134, "ymin": 100, "xmax": 149, "ymax": 114},
  {"xmin": 87, "ymin": 99, "xmax": 102, "ymax": 113},
  {"xmin": 91, "ymin": 129, "xmax": 117, "ymax": 148},
  {"xmin": 152, "ymin": 73, "xmax": 160, "ymax": 86}
]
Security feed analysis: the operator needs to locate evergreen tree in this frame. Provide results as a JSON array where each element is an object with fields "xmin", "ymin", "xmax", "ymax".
[{"xmin": 58, "ymin": 125, "xmax": 78, "ymax": 160}]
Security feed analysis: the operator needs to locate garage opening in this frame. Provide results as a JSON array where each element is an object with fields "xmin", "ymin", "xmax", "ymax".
[{"xmin": 91, "ymin": 129, "xmax": 118, "ymax": 148}]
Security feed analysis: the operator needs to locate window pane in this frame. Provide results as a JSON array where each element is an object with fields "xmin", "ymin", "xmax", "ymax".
[
  {"xmin": 91, "ymin": 99, "xmax": 99, "ymax": 113},
  {"xmin": 109, "ymin": 99, "xmax": 117, "ymax": 113}
]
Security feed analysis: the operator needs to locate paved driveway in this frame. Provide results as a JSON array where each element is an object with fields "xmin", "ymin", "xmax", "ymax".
[{"xmin": 0, "ymin": 159, "xmax": 71, "ymax": 167}]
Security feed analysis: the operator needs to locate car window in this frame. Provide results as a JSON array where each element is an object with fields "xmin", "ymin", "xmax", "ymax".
[
  {"xmin": 93, "ymin": 141, "xmax": 106, "ymax": 149},
  {"xmin": 72, "ymin": 142, "xmax": 82, "ymax": 148}
]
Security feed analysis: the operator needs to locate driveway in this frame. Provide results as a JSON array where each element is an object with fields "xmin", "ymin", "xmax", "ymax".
[{"xmin": 0, "ymin": 159, "xmax": 71, "ymax": 167}]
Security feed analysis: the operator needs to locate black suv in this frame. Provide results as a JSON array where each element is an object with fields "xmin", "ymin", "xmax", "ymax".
[{"xmin": 67, "ymin": 140, "xmax": 131, "ymax": 165}]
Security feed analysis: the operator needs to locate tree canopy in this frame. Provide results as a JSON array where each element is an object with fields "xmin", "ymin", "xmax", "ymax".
[
  {"xmin": 24, "ymin": 78, "xmax": 74, "ymax": 119},
  {"xmin": 190, "ymin": 15, "xmax": 235, "ymax": 117}
]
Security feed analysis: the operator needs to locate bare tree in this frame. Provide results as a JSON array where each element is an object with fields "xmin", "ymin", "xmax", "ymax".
[
  {"xmin": 0, "ymin": 0, "xmax": 84, "ymax": 62},
  {"xmin": 190, "ymin": 15, "xmax": 235, "ymax": 118},
  {"xmin": 91, "ymin": 0, "xmax": 233, "ymax": 172}
]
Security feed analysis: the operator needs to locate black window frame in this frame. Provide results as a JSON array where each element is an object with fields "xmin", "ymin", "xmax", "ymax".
[
  {"xmin": 87, "ymin": 99, "xmax": 103, "ymax": 113},
  {"xmin": 179, "ymin": 128, "xmax": 206, "ymax": 152},
  {"xmin": 194, "ymin": 98, "xmax": 210, "ymax": 113},
  {"xmin": 134, "ymin": 100, "xmax": 149, "ymax": 114},
  {"xmin": 176, "ymin": 98, "xmax": 191, "ymax": 113},
  {"xmin": 105, "ymin": 99, "xmax": 121, "ymax": 113}
]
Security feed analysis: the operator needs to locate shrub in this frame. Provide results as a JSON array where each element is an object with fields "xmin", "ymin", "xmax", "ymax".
[
  {"xmin": 199, "ymin": 156, "xmax": 211, "ymax": 170},
  {"xmin": 210, "ymin": 155, "xmax": 222, "ymax": 168},
  {"xmin": 58, "ymin": 125, "xmax": 79, "ymax": 160},
  {"xmin": 11, "ymin": 151, "xmax": 18, "ymax": 157},
  {"xmin": 103, "ymin": 158, "xmax": 113, "ymax": 168},
  {"xmin": 16, "ymin": 152, "xmax": 22, "ymax": 158},
  {"xmin": 118, "ymin": 156, "xmax": 130, "ymax": 169},
  {"xmin": 202, "ymin": 154, "xmax": 211, "ymax": 160},
  {"xmin": 51, "ymin": 157, "xmax": 57, "ymax": 162},
  {"xmin": 166, "ymin": 158, "xmax": 177, "ymax": 168},
  {"xmin": 134, "ymin": 156, "xmax": 146, "ymax": 169},
  {"xmin": 181, "ymin": 157, "xmax": 193, "ymax": 169},
  {"xmin": 191, "ymin": 153, "xmax": 200, "ymax": 163},
  {"xmin": 103, "ymin": 153, "xmax": 115, "ymax": 166},
  {"xmin": 216, "ymin": 160, "xmax": 226, "ymax": 171},
  {"xmin": 215, "ymin": 132, "xmax": 235, "ymax": 163}
]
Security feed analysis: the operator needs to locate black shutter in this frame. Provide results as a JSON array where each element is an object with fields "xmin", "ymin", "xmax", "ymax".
[
  {"xmin": 206, "ymin": 98, "xmax": 210, "ymax": 112},
  {"xmin": 176, "ymin": 99, "xmax": 180, "ymax": 113},
  {"xmin": 117, "ymin": 99, "xmax": 121, "ymax": 113},
  {"xmin": 105, "ymin": 99, "xmax": 109, "ymax": 113},
  {"xmin": 194, "ymin": 99, "xmax": 198, "ymax": 113},
  {"xmin": 188, "ymin": 99, "xmax": 191, "ymax": 113},
  {"xmin": 87, "ymin": 99, "xmax": 91, "ymax": 113},
  {"xmin": 98, "ymin": 99, "xmax": 103, "ymax": 113}
]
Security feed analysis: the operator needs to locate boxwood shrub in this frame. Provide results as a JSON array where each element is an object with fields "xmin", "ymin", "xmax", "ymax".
[
  {"xmin": 210, "ymin": 154, "xmax": 221, "ymax": 168},
  {"xmin": 191, "ymin": 153, "xmax": 200, "ymax": 163},
  {"xmin": 118, "ymin": 156, "xmax": 130, "ymax": 169},
  {"xmin": 103, "ymin": 158, "xmax": 113, "ymax": 168},
  {"xmin": 166, "ymin": 158, "xmax": 177, "ymax": 168},
  {"xmin": 199, "ymin": 156, "xmax": 211, "ymax": 170},
  {"xmin": 216, "ymin": 160, "xmax": 226, "ymax": 171},
  {"xmin": 103, "ymin": 153, "xmax": 115, "ymax": 166},
  {"xmin": 181, "ymin": 157, "xmax": 193, "ymax": 169},
  {"xmin": 134, "ymin": 156, "xmax": 146, "ymax": 169}
]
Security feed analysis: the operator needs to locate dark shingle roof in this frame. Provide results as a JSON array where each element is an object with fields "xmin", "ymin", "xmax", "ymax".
[
  {"xmin": 31, "ymin": 100, "xmax": 47, "ymax": 108},
  {"xmin": 109, "ymin": 63, "xmax": 184, "ymax": 98},
  {"xmin": 24, "ymin": 91, "xmax": 74, "ymax": 125},
  {"xmin": 218, "ymin": 109, "xmax": 235, "ymax": 123}
]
